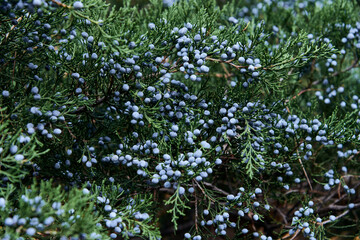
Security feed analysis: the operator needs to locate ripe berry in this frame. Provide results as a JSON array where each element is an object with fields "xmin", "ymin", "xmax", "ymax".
[{"xmin": 73, "ymin": 1, "xmax": 84, "ymax": 9}]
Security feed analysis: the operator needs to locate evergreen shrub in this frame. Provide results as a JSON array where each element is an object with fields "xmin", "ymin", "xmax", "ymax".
[{"xmin": 1, "ymin": 0, "xmax": 360, "ymax": 239}]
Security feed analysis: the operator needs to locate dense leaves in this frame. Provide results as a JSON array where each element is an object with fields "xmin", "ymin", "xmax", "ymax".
[{"xmin": 1, "ymin": 0, "xmax": 360, "ymax": 239}]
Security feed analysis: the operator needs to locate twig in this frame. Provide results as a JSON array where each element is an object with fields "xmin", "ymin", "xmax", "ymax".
[
  {"xmin": 295, "ymin": 146, "xmax": 313, "ymax": 191},
  {"xmin": 71, "ymin": 97, "xmax": 105, "ymax": 114},
  {"xmin": 289, "ymin": 229, "xmax": 301, "ymax": 240},
  {"xmin": 274, "ymin": 206, "xmax": 288, "ymax": 225},
  {"xmin": 242, "ymin": 22, "xmax": 250, "ymax": 32},
  {"xmin": 64, "ymin": 121, "xmax": 76, "ymax": 139},
  {"xmin": 50, "ymin": 0, "xmax": 71, "ymax": 8},
  {"xmin": 203, "ymin": 182, "xmax": 230, "ymax": 196},
  {"xmin": 285, "ymin": 189, "xmax": 327, "ymax": 195},
  {"xmin": 213, "ymin": 73, "xmax": 234, "ymax": 78},
  {"xmin": 281, "ymin": 228, "xmax": 300, "ymax": 240},
  {"xmin": 194, "ymin": 180, "xmax": 216, "ymax": 203},
  {"xmin": 161, "ymin": 220, "xmax": 194, "ymax": 235},
  {"xmin": 3, "ymin": 16, "xmax": 23, "ymax": 44},
  {"xmin": 318, "ymin": 210, "xmax": 349, "ymax": 225},
  {"xmin": 321, "ymin": 202, "xmax": 360, "ymax": 212},
  {"xmin": 12, "ymin": 51, "xmax": 16, "ymax": 79},
  {"xmin": 206, "ymin": 57, "xmax": 248, "ymax": 70},
  {"xmin": 221, "ymin": 62, "xmax": 231, "ymax": 83},
  {"xmin": 193, "ymin": 180, "xmax": 199, "ymax": 232},
  {"xmin": 285, "ymin": 88, "xmax": 321, "ymax": 103},
  {"xmin": 331, "ymin": 58, "xmax": 359, "ymax": 77}
]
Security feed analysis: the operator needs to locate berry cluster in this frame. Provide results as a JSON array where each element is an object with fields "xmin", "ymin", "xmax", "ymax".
[{"xmin": 1, "ymin": 0, "xmax": 359, "ymax": 239}]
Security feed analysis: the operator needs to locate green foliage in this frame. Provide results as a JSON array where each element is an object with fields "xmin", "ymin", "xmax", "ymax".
[
  {"xmin": 0, "ymin": 180, "xmax": 107, "ymax": 239},
  {"xmin": 1, "ymin": 0, "xmax": 360, "ymax": 239}
]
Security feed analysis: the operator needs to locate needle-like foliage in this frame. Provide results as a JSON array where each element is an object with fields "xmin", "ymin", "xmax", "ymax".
[{"xmin": 1, "ymin": 0, "xmax": 360, "ymax": 239}]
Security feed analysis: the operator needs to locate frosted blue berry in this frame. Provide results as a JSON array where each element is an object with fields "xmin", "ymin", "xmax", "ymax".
[
  {"xmin": 10, "ymin": 145, "xmax": 18, "ymax": 154},
  {"xmin": 227, "ymin": 194, "xmax": 235, "ymax": 201},
  {"xmin": 148, "ymin": 23, "xmax": 156, "ymax": 29},
  {"xmin": 53, "ymin": 129, "xmax": 62, "ymax": 135},
  {"xmin": 44, "ymin": 217, "xmax": 54, "ymax": 225},
  {"xmin": 26, "ymin": 227, "xmax": 36, "ymax": 236},
  {"xmin": 31, "ymin": 87, "xmax": 39, "ymax": 94},
  {"xmin": 15, "ymin": 154, "xmax": 24, "ymax": 161},
  {"xmin": 246, "ymin": 58, "xmax": 253, "ymax": 65},
  {"xmin": 200, "ymin": 65, "xmax": 209, "ymax": 73},
  {"xmin": 2, "ymin": 90, "xmax": 10, "ymax": 97},
  {"xmin": 71, "ymin": 73, "xmax": 80, "ymax": 79},
  {"xmin": 73, "ymin": 1, "xmax": 84, "ymax": 9},
  {"xmin": 33, "ymin": 0, "xmax": 42, "ymax": 7},
  {"xmin": 0, "ymin": 198, "xmax": 5, "ymax": 208},
  {"xmin": 215, "ymin": 158, "xmax": 222, "ymax": 165},
  {"xmin": 136, "ymin": 72, "xmax": 143, "ymax": 78},
  {"xmin": 34, "ymin": 94, "xmax": 41, "ymax": 100},
  {"xmin": 200, "ymin": 141, "xmax": 211, "ymax": 149},
  {"xmin": 91, "ymin": 53, "xmax": 98, "ymax": 59},
  {"xmin": 81, "ymin": 32, "xmax": 89, "ymax": 38},
  {"xmin": 4, "ymin": 218, "xmax": 13, "ymax": 226},
  {"xmin": 43, "ymin": 23, "xmax": 51, "ymax": 30},
  {"xmin": 179, "ymin": 187, "xmax": 185, "ymax": 195},
  {"xmin": 153, "ymin": 148, "xmax": 159, "ymax": 154},
  {"xmin": 18, "ymin": 218, "xmax": 26, "ymax": 225},
  {"xmin": 87, "ymin": 36, "xmax": 94, "ymax": 43},
  {"xmin": 255, "ymin": 188, "xmax": 262, "ymax": 194}
]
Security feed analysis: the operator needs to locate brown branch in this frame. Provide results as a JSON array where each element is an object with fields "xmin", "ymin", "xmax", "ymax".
[
  {"xmin": 289, "ymin": 229, "xmax": 301, "ymax": 240},
  {"xmin": 213, "ymin": 73, "xmax": 234, "ymax": 78},
  {"xmin": 294, "ymin": 143, "xmax": 313, "ymax": 191},
  {"xmin": 203, "ymin": 182, "xmax": 230, "ymax": 196},
  {"xmin": 71, "ymin": 96, "xmax": 106, "ymax": 114},
  {"xmin": 321, "ymin": 203, "xmax": 360, "ymax": 212},
  {"xmin": 50, "ymin": 0, "xmax": 71, "ymax": 8},
  {"xmin": 194, "ymin": 180, "xmax": 216, "ymax": 203},
  {"xmin": 3, "ymin": 16, "xmax": 23, "ymax": 45},
  {"xmin": 161, "ymin": 220, "xmax": 194, "ymax": 235},
  {"xmin": 318, "ymin": 210, "xmax": 350, "ymax": 225},
  {"xmin": 242, "ymin": 22, "xmax": 250, "ymax": 32},
  {"xmin": 280, "ymin": 228, "xmax": 300, "ymax": 240},
  {"xmin": 12, "ymin": 51, "xmax": 16, "ymax": 79},
  {"xmin": 331, "ymin": 58, "xmax": 359, "ymax": 77},
  {"xmin": 284, "ymin": 189, "xmax": 328, "ymax": 196},
  {"xmin": 193, "ymin": 180, "xmax": 199, "ymax": 232},
  {"xmin": 274, "ymin": 207, "xmax": 288, "ymax": 225},
  {"xmin": 206, "ymin": 57, "xmax": 248, "ymax": 70},
  {"xmin": 285, "ymin": 88, "xmax": 321, "ymax": 103},
  {"xmin": 64, "ymin": 121, "xmax": 76, "ymax": 139}
]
